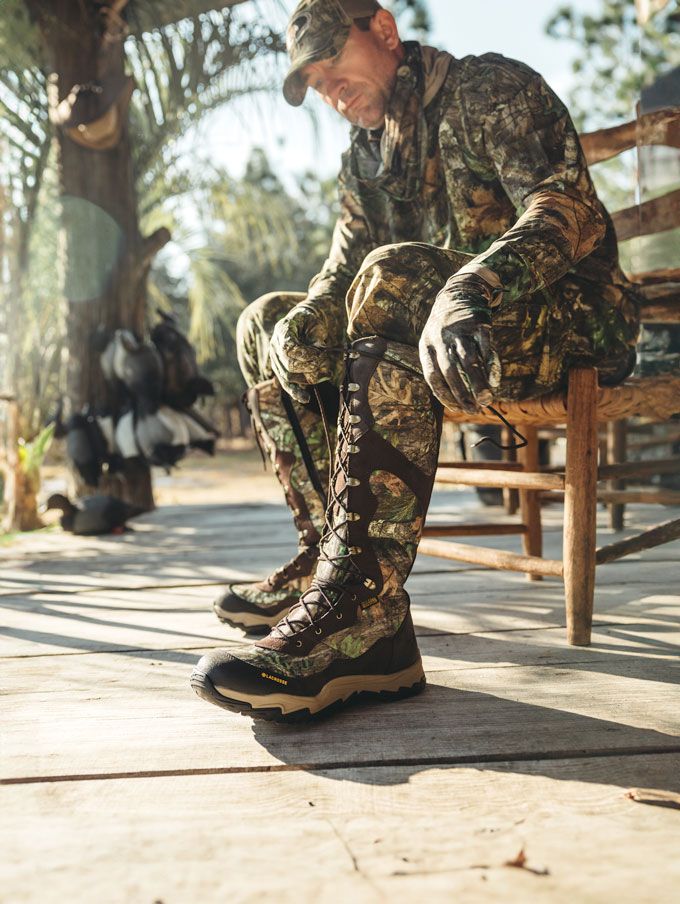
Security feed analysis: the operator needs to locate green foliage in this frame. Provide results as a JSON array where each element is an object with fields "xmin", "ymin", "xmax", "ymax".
[
  {"xmin": 17, "ymin": 422, "xmax": 55, "ymax": 477},
  {"xmin": 546, "ymin": 0, "xmax": 680, "ymax": 271},
  {"xmin": 0, "ymin": 0, "xmax": 431, "ymax": 432},
  {"xmin": 147, "ymin": 147, "xmax": 337, "ymax": 403},
  {"xmin": 546, "ymin": 0, "xmax": 680, "ymax": 129},
  {"xmin": 388, "ymin": 0, "xmax": 431, "ymax": 37},
  {"xmin": 127, "ymin": 8, "xmax": 284, "ymax": 203}
]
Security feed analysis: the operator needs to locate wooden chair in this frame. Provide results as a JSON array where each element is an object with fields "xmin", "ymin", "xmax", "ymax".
[{"xmin": 420, "ymin": 105, "xmax": 680, "ymax": 647}]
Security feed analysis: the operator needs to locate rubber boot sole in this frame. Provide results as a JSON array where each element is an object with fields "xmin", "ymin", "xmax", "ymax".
[
  {"xmin": 190, "ymin": 659, "xmax": 426, "ymax": 723},
  {"xmin": 213, "ymin": 601, "xmax": 290, "ymax": 634}
]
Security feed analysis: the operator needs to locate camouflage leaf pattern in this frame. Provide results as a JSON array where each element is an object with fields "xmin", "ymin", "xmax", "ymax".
[
  {"xmin": 230, "ymin": 374, "xmax": 331, "ymax": 608},
  {"xmin": 232, "ymin": 292, "xmax": 335, "ymax": 611},
  {"xmin": 225, "ymin": 41, "xmax": 646, "ymax": 677},
  {"xmin": 289, "ymin": 42, "xmax": 640, "ymax": 398},
  {"xmin": 233, "ymin": 338, "xmax": 440, "ymax": 678},
  {"xmin": 283, "ymin": 0, "xmax": 356, "ymax": 107}
]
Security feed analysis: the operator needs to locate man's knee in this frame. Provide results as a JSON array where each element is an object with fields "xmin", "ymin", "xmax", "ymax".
[
  {"xmin": 356, "ymin": 242, "xmax": 448, "ymax": 284},
  {"xmin": 236, "ymin": 291, "xmax": 305, "ymax": 386},
  {"xmin": 237, "ymin": 291, "xmax": 305, "ymax": 355},
  {"xmin": 347, "ymin": 243, "xmax": 470, "ymax": 342}
]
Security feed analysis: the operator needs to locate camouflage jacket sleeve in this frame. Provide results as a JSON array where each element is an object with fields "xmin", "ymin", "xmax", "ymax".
[
  {"xmin": 303, "ymin": 154, "xmax": 373, "ymax": 334},
  {"xmin": 450, "ymin": 58, "xmax": 607, "ymax": 305}
]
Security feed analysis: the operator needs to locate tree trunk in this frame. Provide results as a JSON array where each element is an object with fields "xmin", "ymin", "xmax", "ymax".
[
  {"xmin": 25, "ymin": 0, "xmax": 164, "ymax": 511},
  {"xmin": 1, "ymin": 399, "xmax": 43, "ymax": 532}
]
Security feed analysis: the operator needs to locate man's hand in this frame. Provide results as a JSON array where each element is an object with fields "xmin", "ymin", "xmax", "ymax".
[
  {"xmin": 419, "ymin": 277, "xmax": 501, "ymax": 413},
  {"xmin": 269, "ymin": 302, "xmax": 342, "ymax": 404}
]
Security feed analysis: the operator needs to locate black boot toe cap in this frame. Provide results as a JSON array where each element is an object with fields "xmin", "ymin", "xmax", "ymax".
[{"xmin": 191, "ymin": 648, "xmax": 276, "ymax": 700}]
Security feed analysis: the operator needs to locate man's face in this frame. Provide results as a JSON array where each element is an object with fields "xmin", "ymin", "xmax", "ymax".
[{"xmin": 302, "ymin": 14, "xmax": 403, "ymax": 130}]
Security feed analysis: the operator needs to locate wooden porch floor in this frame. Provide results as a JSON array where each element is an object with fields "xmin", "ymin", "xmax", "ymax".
[{"xmin": 3, "ymin": 477, "xmax": 680, "ymax": 902}]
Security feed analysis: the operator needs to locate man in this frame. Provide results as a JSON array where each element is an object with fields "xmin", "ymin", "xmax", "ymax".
[{"xmin": 191, "ymin": 0, "xmax": 640, "ymax": 720}]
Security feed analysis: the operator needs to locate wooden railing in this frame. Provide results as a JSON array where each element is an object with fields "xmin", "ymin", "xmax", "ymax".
[{"xmin": 581, "ymin": 105, "xmax": 680, "ymax": 324}]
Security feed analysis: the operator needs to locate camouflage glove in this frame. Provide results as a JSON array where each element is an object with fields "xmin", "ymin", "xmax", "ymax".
[
  {"xmin": 419, "ymin": 273, "xmax": 502, "ymax": 413},
  {"xmin": 269, "ymin": 301, "xmax": 344, "ymax": 404}
]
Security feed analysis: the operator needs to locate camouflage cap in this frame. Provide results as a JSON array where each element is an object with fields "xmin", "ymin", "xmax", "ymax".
[{"xmin": 283, "ymin": 0, "xmax": 382, "ymax": 106}]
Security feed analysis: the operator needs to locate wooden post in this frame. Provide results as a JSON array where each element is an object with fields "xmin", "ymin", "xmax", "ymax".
[
  {"xmin": 518, "ymin": 425, "xmax": 543, "ymax": 582},
  {"xmin": 607, "ymin": 420, "xmax": 627, "ymax": 531},
  {"xmin": 1, "ymin": 399, "xmax": 19, "ymax": 533},
  {"xmin": 25, "ymin": 0, "xmax": 159, "ymax": 511},
  {"xmin": 563, "ymin": 368, "xmax": 599, "ymax": 646}
]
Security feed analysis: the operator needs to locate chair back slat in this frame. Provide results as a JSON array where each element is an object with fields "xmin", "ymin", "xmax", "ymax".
[
  {"xmin": 611, "ymin": 186, "xmax": 680, "ymax": 241},
  {"xmin": 627, "ymin": 268, "xmax": 680, "ymax": 324},
  {"xmin": 580, "ymin": 106, "xmax": 680, "ymax": 165},
  {"xmin": 582, "ymin": 102, "xmax": 680, "ymax": 326}
]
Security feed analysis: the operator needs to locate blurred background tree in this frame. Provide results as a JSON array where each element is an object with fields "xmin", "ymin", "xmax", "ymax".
[
  {"xmin": 547, "ymin": 0, "xmax": 679, "ymax": 129},
  {"xmin": 546, "ymin": 0, "xmax": 680, "ymax": 272},
  {"xmin": 0, "ymin": 0, "xmax": 283, "ymax": 513},
  {"xmin": 0, "ymin": 0, "xmax": 430, "ymax": 524}
]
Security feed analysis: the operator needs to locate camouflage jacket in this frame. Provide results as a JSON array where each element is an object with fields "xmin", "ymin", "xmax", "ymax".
[{"xmin": 305, "ymin": 41, "xmax": 639, "ymax": 340}]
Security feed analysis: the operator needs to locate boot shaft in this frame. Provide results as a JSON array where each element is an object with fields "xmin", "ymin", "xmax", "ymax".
[
  {"xmin": 317, "ymin": 336, "xmax": 442, "ymax": 595},
  {"xmin": 245, "ymin": 378, "xmax": 334, "ymax": 545},
  {"xmin": 256, "ymin": 336, "xmax": 442, "ymax": 660}
]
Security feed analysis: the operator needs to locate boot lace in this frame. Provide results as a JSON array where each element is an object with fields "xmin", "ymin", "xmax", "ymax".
[
  {"xmin": 265, "ymin": 545, "xmax": 318, "ymax": 587},
  {"xmin": 272, "ymin": 350, "xmax": 372, "ymax": 642}
]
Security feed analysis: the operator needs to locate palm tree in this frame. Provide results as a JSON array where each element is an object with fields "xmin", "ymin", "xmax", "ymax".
[{"xmin": 0, "ymin": 0, "xmax": 284, "ymax": 520}]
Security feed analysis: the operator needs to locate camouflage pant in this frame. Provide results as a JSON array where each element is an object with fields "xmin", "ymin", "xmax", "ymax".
[
  {"xmin": 238, "ymin": 241, "xmax": 637, "ymax": 399},
  {"xmin": 232, "ymin": 241, "xmax": 637, "ymax": 677}
]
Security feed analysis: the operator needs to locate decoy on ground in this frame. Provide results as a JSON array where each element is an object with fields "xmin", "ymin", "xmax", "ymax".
[{"xmin": 45, "ymin": 493, "xmax": 146, "ymax": 536}]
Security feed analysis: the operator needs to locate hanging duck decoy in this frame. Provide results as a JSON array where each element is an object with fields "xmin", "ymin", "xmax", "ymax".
[
  {"xmin": 98, "ymin": 332, "xmax": 118, "ymax": 387},
  {"xmin": 111, "ymin": 329, "xmax": 163, "ymax": 415},
  {"xmin": 135, "ymin": 406, "xmax": 187, "ymax": 470},
  {"xmin": 151, "ymin": 310, "xmax": 215, "ymax": 408},
  {"xmin": 114, "ymin": 408, "xmax": 140, "ymax": 460},
  {"xmin": 177, "ymin": 407, "xmax": 219, "ymax": 455}
]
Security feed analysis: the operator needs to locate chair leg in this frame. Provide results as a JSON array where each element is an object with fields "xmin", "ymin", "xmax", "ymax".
[
  {"xmin": 518, "ymin": 425, "xmax": 543, "ymax": 582},
  {"xmin": 564, "ymin": 368, "xmax": 598, "ymax": 646},
  {"xmin": 607, "ymin": 420, "xmax": 627, "ymax": 531}
]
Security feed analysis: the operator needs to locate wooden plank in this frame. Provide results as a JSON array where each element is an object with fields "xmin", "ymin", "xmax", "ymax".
[
  {"xmin": 417, "ymin": 539, "xmax": 562, "ymax": 577},
  {"xmin": 581, "ymin": 105, "xmax": 680, "ymax": 164},
  {"xmin": 597, "ymin": 489, "xmax": 680, "ymax": 506},
  {"xmin": 1, "ymin": 565, "xmax": 589, "ymax": 656},
  {"xmin": 613, "ymin": 187, "xmax": 680, "ymax": 241},
  {"xmin": 4, "ymin": 627, "xmax": 678, "ymax": 781},
  {"xmin": 422, "ymin": 524, "xmax": 526, "ymax": 538},
  {"xmin": 640, "ymin": 301, "xmax": 680, "ymax": 324},
  {"xmin": 629, "ymin": 267, "xmax": 680, "ymax": 285},
  {"xmin": 438, "ymin": 461, "xmax": 523, "ymax": 471},
  {"xmin": 597, "ymin": 518, "xmax": 680, "ymax": 565},
  {"xmin": 435, "ymin": 469, "xmax": 564, "ymax": 491},
  {"xmin": 639, "ymin": 281, "xmax": 680, "ymax": 305},
  {"xmin": 0, "ymin": 579, "xmax": 576, "ymax": 657},
  {"xmin": 3, "ymin": 754, "xmax": 679, "ymax": 903},
  {"xmin": 598, "ymin": 457, "xmax": 680, "ymax": 480},
  {"xmin": 3, "ymin": 755, "xmax": 680, "ymax": 903},
  {"xmin": 628, "ymin": 428, "xmax": 680, "ymax": 451}
]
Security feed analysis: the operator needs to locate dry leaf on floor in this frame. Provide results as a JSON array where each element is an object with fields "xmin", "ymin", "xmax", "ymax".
[
  {"xmin": 504, "ymin": 847, "xmax": 549, "ymax": 876},
  {"xmin": 504, "ymin": 848, "xmax": 527, "ymax": 869}
]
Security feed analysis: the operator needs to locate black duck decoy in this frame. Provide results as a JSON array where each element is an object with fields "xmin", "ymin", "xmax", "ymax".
[
  {"xmin": 151, "ymin": 310, "xmax": 214, "ymax": 408},
  {"xmin": 111, "ymin": 329, "xmax": 163, "ymax": 415},
  {"xmin": 45, "ymin": 493, "xmax": 146, "ymax": 536}
]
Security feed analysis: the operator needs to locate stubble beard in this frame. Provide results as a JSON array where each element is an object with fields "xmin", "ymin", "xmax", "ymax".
[{"xmin": 350, "ymin": 86, "xmax": 390, "ymax": 131}]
